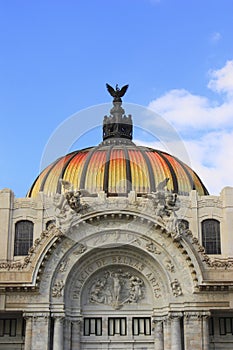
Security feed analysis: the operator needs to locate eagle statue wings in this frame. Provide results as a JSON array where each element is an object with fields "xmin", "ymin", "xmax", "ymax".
[{"xmin": 106, "ymin": 83, "xmax": 129, "ymax": 102}]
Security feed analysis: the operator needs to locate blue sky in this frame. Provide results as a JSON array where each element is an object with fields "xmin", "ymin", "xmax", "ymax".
[{"xmin": 1, "ymin": 0, "xmax": 233, "ymax": 197}]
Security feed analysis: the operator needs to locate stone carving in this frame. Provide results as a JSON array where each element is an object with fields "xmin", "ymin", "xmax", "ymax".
[
  {"xmin": 165, "ymin": 259, "xmax": 175, "ymax": 272},
  {"xmin": 23, "ymin": 312, "xmax": 50, "ymax": 320},
  {"xmin": 89, "ymin": 269, "xmax": 144, "ymax": 309},
  {"xmin": 53, "ymin": 180, "xmax": 90, "ymax": 231},
  {"xmin": 59, "ymin": 259, "xmax": 70, "ymax": 272},
  {"xmin": 145, "ymin": 240, "xmax": 161, "ymax": 254},
  {"xmin": 171, "ymin": 279, "xmax": 182, "ymax": 297},
  {"xmin": 52, "ymin": 280, "xmax": 65, "ymax": 298},
  {"xmin": 73, "ymin": 243, "xmax": 87, "ymax": 255},
  {"xmin": 198, "ymin": 198, "xmax": 222, "ymax": 208},
  {"xmin": 0, "ymin": 223, "xmax": 63, "ymax": 271},
  {"xmin": 182, "ymin": 227, "xmax": 233, "ymax": 270},
  {"xmin": 145, "ymin": 178, "xmax": 182, "ymax": 240}
]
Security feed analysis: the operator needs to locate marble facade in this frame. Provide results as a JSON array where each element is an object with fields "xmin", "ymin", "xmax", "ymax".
[{"xmin": 0, "ymin": 187, "xmax": 233, "ymax": 349}]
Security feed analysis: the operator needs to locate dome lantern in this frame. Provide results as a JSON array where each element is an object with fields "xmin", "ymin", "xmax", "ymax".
[{"xmin": 103, "ymin": 84, "xmax": 133, "ymax": 143}]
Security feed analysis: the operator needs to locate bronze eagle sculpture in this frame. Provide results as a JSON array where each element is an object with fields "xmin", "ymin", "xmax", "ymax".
[{"xmin": 106, "ymin": 83, "xmax": 129, "ymax": 102}]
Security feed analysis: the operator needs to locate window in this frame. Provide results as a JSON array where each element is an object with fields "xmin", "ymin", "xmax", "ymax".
[
  {"xmin": 84, "ymin": 318, "xmax": 102, "ymax": 336},
  {"xmin": 202, "ymin": 219, "xmax": 221, "ymax": 254},
  {"xmin": 132, "ymin": 317, "xmax": 151, "ymax": 335},
  {"xmin": 219, "ymin": 317, "xmax": 233, "ymax": 335},
  {"xmin": 14, "ymin": 220, "xmax": 34, "ymax": 256},
  {"xmin": 0, "ymin": 319, "xmax": 17, "ymax": 337},
  {"xmin": 108, "ymin": 318, "xmax": 127, "ymax": 336}
]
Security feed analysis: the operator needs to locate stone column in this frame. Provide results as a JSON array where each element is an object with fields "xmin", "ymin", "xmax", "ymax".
[
  {"xmin": 170, "ymin": 312, "xmax": 182, "ymax": 350},
  {"xmin": 71, "ymin": 319, "xmax": 81, "ymax": 350},
  {"xmin": 53, "ymin": 315, "xmax": 64, "ymax": 350},
  {"xmin": 152, "ymin": 317, "xmax": 164, "ymax": 350},
  {"xmin": 23, "ymin": 314, "xmax": 33, "ymax": 350}
]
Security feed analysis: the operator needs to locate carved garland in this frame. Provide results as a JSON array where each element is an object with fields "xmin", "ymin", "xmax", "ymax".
[{"xmin": 0, "ymin": 224, "xmax": 64, "ymax": 272}]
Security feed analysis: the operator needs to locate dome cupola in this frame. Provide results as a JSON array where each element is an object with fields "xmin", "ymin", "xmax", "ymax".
[{"xmin": 27, "ymin": 84, "xmax": 209, "ymax": 198}]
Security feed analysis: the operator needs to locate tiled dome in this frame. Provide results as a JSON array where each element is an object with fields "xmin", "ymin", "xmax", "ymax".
[
  {"xmin": 27, "ymin": 84, "xmax": 208, "ymax": 198},
  {"xmin": 27, "ymin": 143, "xmax": 208, "ymax": 197}
]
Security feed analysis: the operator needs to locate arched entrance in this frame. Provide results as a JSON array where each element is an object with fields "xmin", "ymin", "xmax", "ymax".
[
  {"xmin": 80, "ymin": 265, "xmax": 154, "ymax": 349},
  {"xmin": 64, "ymin": 246, "xmax": 169, "ymax": 350}
]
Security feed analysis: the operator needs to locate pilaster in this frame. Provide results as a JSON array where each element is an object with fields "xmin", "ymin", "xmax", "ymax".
[
  {"xmin": 202, "ymin": 313, "xmax": 210, "ymax": 350},
  {"xmin": 163, "ymin": 315, "xmax": 171, "ymax": 350},
  {"xmin": 28, "ymin": 312, "xmax": 50, "ymax": 350},
  {"xmin": 52, "ymin": 313, "xmax": 65, "ymax": 350},
  {"xmin": 23, "ymin": 313, "xmax": 33, "ymax": 350},
  {"xmin": 184, "ymin": 311, "xmax": 210, "ymax": 350},
  {"xmin": 152, "ymin": 317, "xmax": 164, "ymax": 350},
  {"xmin": 170, "ymin": 312, "xmax": 182, "ymax": 350},
  {"xmin": 0, "ymin": 189, "xmax": 14, "ymax": 259},
  {"xmin": 71, "ymin": 318, "xmax": 81, "ymax": 350}
]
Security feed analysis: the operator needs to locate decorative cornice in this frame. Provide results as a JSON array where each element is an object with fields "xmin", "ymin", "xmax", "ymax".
[
  {"xmin": 0, "ymin": 224, "xmax": 63, "ymax": 272},
  {"xmin": 182, "ymin": 228, "xmax": 233, "ymax": 270}
]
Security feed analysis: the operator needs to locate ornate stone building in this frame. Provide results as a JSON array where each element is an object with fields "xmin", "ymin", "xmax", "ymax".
[{"xmin": 0, "ymin": 86, "xmax": 233, "ymax": 349}]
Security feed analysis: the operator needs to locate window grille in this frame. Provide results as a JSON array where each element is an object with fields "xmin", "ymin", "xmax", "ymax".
[
  {"xmin": 108, "ymin": 318, "xmax": 127, "ymax": 336},
  {"xmin": 219, "ymin": 317, "xmax": 233, "ymax": 335},
  {"xmin": 14, "ymin": 220, "xmax": 34, "ymax": 256},
  {"xmin": 0, "ymin": 319, "xmax": 17, "ymax": 337},
  {"xmin": 202, "ymin": 219, "xmax": 221, "ymax": 254},
  {"xmin": 84, "ymin": 318, "xmax": 102, "ymax": 336},
  {"xmin": 132, "ymin": 317, "xmax": 151, "ymax": 335}
]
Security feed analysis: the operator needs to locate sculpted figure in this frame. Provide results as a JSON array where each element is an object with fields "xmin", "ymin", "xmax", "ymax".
[
  {"xmin": 145, "ymin": 178, "xmax": 182, "ymax": 238},
  {"xmin": 129, "ymin": 276, "xmax": 143, "ymax": 302},
  {"xmin": 106, "ymin": 83, "xmax": 129, "ymax": 103},
  {"xmin": 110, "ymin": 272, "xmax": 121, "ymax": 302},
  {"xmin": 90, "ymin": 278, "xmax": 106, "ymax": 304}
]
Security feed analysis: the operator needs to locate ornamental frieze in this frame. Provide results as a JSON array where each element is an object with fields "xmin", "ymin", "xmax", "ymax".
[{"xmin": 52, "ymin": 178, "xmax": 186, "ymax": 241}]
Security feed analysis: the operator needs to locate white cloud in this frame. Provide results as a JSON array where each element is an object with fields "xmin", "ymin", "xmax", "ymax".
[
  {"xmin": 147, "ymin": 60, "xmax": 233, "ymax": 132},
  {"xmin": 144, "ymin": 60, "xmax": 233, "ymax": 195},
  {"xmin": 208, "ymin": 60, "xmax": 233, "ymax": 97},
  {"xmin": 210, "ymin": 31, "xmax": 222, "ymax": 44},
  {"xmin": 184, "ymin": 131, "xmax": 233, "ymax": 194}
]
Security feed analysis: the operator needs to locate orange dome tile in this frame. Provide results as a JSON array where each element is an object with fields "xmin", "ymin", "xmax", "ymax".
[{"xmin": 27, "ymin": 143, "xmax": 208, "ymax": 198}]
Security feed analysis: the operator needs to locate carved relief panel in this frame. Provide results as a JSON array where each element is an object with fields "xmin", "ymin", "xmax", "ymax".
[{"xmin": 83, "ymin": 266, "xmax": 145, "ymax": 310}]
